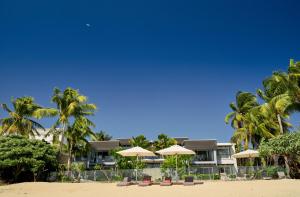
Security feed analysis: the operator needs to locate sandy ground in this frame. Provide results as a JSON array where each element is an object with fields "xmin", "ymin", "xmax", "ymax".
[{"xmin": 0, "ymin": 180, "xmax": 299, "ymax": 197}]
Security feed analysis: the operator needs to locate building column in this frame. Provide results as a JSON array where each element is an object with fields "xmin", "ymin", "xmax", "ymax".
[
  {"xmin": 213, "ymin": 150, "xmax": 217, "ymax": 165},
  {"xmin": 231, "ymin": 144, "xmax": 238, "ymax": 173}
]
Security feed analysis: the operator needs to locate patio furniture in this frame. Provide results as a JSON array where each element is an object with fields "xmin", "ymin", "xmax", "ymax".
[
  {"xmin": 138, "ymin": 176, "xmax": 152, "ymax": 186},
  {"xmin": 160, "ymin": 177, "xmax": 172, "ymax": 186},
  {"xmin": 277, "ymin": 171, "xmax": 286, "ymax": 179},
  {"xmin": 117, "ymin": 177, "xmax": 133, "ymax": 186},
  {"xmin": 261, "ymin": 171, "xmax": 272, "ymax": 180},
  {"xmin": 183, "ymin": 176, "xmax": 195, "ymax": 186}
]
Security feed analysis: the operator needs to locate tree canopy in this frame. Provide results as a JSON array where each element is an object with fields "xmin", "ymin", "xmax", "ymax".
[
  {"xmin": 0, "ymin": 135, "xmax": 58, "ymax": 183},
  {"xmin": 130, "ymin": 135, "xmax": 150, "ymax": 149},
  {"xmin": 259, "ymin": 132, "xmax": 300, "ymax": 158},
  {"xmin": 92, "ymin": 130, "xmax": 112, "ymax": 141},
  {"xmin": 0, "ymin": 97, "xmax": 57, "ymax": 137},
  {"xmin": 153, "ymin": 134, "xmax": 177, "ymax": 151},
  {"xmin": 226, "ymin": 59, "xmax": 300, "ymax": 151}
]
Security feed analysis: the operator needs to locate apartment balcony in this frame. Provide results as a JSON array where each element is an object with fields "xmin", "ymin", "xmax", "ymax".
[
  {"xmin": 89, "ymin": 156, "xmax": 116, "ymax": 166},
  {"xmin": 142, "ymin": 156, "xmax": 165, "ymax": 163},
  {"xmin": 192, "ymin": 154, "xmax": 217, "ymax": 165},
  {"xmin": 217, "ymin": 158, "xmax": 235, "ymax": 165}
]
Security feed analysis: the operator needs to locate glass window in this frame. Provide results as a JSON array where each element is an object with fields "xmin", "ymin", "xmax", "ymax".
[
  {"xmin": 194, "ymin": 150, "xmax": 214, "ymax": 161},
  {"xmin": 217, "ymin": 148, "xmax": 231, "ymax": 159}
]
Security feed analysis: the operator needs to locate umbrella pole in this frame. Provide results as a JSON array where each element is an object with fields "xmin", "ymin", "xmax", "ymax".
[
  {"xmin": 136, "ymin": 155, "xmax": 138, "ymax": 182},
  {"xmin": 176, "ymin": 154, "xmax": 178, "ymax": 182}
]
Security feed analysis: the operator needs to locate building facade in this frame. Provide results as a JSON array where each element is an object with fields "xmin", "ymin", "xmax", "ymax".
[{"xmin": 84, "ymin": 137, "xmax": 237, "ymax": 173}]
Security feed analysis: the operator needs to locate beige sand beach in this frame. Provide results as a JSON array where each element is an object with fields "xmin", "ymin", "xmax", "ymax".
[{"xmin": 1, "ymin": 180, "xmax": 299, "ymax": 197}]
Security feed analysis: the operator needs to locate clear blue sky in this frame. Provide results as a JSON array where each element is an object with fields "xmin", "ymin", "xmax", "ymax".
[{"xmin": 1, "ymin": 0, "xmax": 300, "ymax": 141}]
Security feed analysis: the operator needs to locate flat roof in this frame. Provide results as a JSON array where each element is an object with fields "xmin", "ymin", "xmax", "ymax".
[
  {"xmin": 183, "ymin": 139, "xmax": 217, "ymax": 150},
  {"xmin": 217, "ymin": 142, "xmax": 234, "ymax": 146},
  {"xmin": 89, "ymin": 140, "xmax": 120, "ymax": 151}
]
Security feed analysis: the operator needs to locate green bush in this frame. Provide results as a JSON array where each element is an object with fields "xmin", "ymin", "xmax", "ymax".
[
  {"xmin": 228, "ymin": 174, "xmax": 236, "ymax": 179},
  {"xmin": 93, "ymin": 164, "xmax": 102, "ymax": 170},
  {"xmin": 71, "ymin": 162, "xmax": 86, "ymax": 172},
  {"xmin": 61, "ymin": 175, "xmax": 73, "ymax": 182},
  {"xmin": 181, "ymin": 174, "xmax": 220, "ymax": 180},
  {"xmin": 0, "ymin": 135, "xmax": 58, "ymax": 183},
  {"xmin": 265, "ymin": 166, "xmax": 285, "ymax": 178}
]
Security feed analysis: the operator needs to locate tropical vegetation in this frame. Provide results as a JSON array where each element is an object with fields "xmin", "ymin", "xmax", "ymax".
[
  {"xmin": 92, "ymin": 130, "xmax": 112, "ymax": 141},
  {"xmin": 0, "ymin": 135, "xmax": 58, "ymax": 183},
  {"xmin": 0, "ymin": 97, "xmax": 57, "ymax": 137},
  {"xmin": 259, "ymin": 132, "xmax": 300, "ymax": 178},
  {"xmin": 225, "ymin": 59, "xmax": 300, "ymax": 177},
  {"xmin": 50, "ymin": 87, "xmax": 97, "ymax": 152},
  {"xmin": 226, "ymin": 59, "xmax": 300, "ymax": 149}
]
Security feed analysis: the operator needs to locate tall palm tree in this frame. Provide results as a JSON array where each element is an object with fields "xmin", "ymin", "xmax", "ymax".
[
  {"xmin": 50, "ymin": 87, "xmax": 97, "ymax": 152},
  {"xmin": 257, "ymin": 71, "xmax": 293, "ymax": 134},
  {"xmin": 264, "ymin": 94, "xmax": 292, "ymax": 134},
  {"xmin": 225, "ymin": 91, "xmax": 259, "ymax": 129},
  {"xmin": 153, "ymin": 134, "xmax": 176, "ymax": 151},
  {"xmin": 130, "ymin": 135, "xmax": 150, "ymax": 149},
  {"xmin": 225, "ymin": 91, "xmax": 258, "ymax": 149},
  {"xmin": 65, "ymin": 116, "xmax": 95, "ymax": 171},
  {"xmin": 0, "ymin": 97, "xmax": 57, "ymax": 137},
  {"xmin": 92, "ymin": 130, "xmax": 112, "ymax": 141}
]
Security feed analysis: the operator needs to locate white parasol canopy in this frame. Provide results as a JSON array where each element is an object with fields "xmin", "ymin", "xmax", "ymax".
[
  {"xmin": 117, "ymin": 146, "xmax": 155, "ymax": 157},
  {"xmin": 156, "ymin": 145, "xmax": 196, "ymax": 155},
  {"xmin": 232, "ymin": 149, "xmax": 259, "ymax": 158}
]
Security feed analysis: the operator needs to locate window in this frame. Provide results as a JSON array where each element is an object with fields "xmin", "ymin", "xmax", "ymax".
[
  {"xmin": 194, "ymin": 150, "xmax": 214, "ymax": 161},
  {"xmin": 217, "ymin": 148, "xmax": 231, "ymax": 159}
]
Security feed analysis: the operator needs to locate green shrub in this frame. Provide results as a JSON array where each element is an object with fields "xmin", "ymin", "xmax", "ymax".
[
  {"xmin": 61, "ymin": 175, "xmax": 73, "ymax": 182},
  {"xmin": 265, "ymin": 166, "xmax": 285, "ymax": 178},
  {"xmin": 181, "ymin": 174, "xmax": 220, "ymax": 180},
  {"xmin": 93, "ymin": 164, "xmax": 102, "ymax": 170},
  {"xmin": 71, "ymin": 162, "xmax": 86, "ymax": 172},
  {"xmin": 228, "ymin": 174, "xmax": 236, "ymax": 179},
  {"xmin": 0, "ymin": 135, "xmax": 58, "ymax": 183}
]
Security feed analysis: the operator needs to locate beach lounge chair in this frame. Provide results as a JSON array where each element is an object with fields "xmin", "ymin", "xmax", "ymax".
[
  {"xmin": 138, "ymin": 176, "xmax": 152, "ymax": 186},
  {"xmin": 277, "ymin": 171, "xmax": 286, "ymax": 179},
  {"xmin": 261, "ymin": 171, "xmax": 272, "ymax": 180},
  {"xmin": 160, "ymin": 177, "xmax": 172, "ymax": 186},
  {"xmin": 117, "ymin": 177, "xmax": 133, "ymax": 186},
  {"xmin": 183, "ymin": 176, "xmax": 194, "ymax": 186}
]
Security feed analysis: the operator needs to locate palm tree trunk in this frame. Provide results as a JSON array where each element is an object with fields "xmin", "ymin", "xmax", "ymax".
[
  {"xmin": 277, "ymin": 114, "xmax": 284, "ymax": 134},
  {"xmin": 277, "ymin": 114, "xmax": 291, "ymax": 177},
  {"xmin": 59, "ymin": 123, "xmax": 66, "ymax": 153},
  {"xmin": 67, "ymin": 143, "xmax": 73, "ymax": 176},
  {"xmin": 244, "ymin": 135, "xmax": 249, "ymax": 150}
]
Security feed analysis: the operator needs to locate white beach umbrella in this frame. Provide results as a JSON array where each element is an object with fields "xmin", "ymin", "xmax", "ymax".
[
  {"xmin": 117, "ymin": 146, "xmax": 155, "ymax": 157},
  {"xmin": 117, "ymin": 146, "xmax": 155, "ymax": 181},
  {"xmin": 156, "ymin": 145, "xmax": 195, "ymax": 180},
  {"xmin": 232, "ymin": 149, "xmax": 259, "ymax": 158}
]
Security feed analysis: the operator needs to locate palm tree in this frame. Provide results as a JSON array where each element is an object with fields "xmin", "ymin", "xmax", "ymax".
[
  {"xmin": 65, "ymin": 116, "xmax": 95, "ymax": 171},
  {"xmin": 257, "ymin": 71, "xmax": 293, "ymax": 134},
  {"xmin": 50, "ymin": 87, "xmax": 96, "ymax": 152},
  {"xmin": 225, "ymin": 91, "xmax": 259, "ymax": 129},
  {"xmin": 0, "ymin": 97, "xmax": 57, "ymax": 137},
  {"xmin": 130, "ymin": 135, "xmax": 150, "ymax": 149},
  {"xmin": 153, "ymin": 134, "xmax": 176, "ymax": 151},
  {"xmin": 225, "ymin": 91, "xmax": 259, "ymax": 149},
  {"xmin": 264, "ymin": 94, "xmax": 292, "ymax": 134},
  {"xmin": 92, "ymin": 130, "xmax": 112, "ymax": 141}
]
